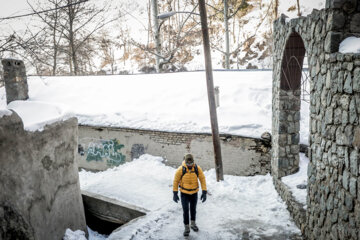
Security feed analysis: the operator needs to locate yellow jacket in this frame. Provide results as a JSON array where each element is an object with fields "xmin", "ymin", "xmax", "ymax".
[{"xmin": 173, "ymin": 161, "xmax": 207, "ymax": 194}]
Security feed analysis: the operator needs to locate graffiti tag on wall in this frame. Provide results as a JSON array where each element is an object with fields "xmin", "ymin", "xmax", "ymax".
[{"xmin": 82, "ymin": 138, "xmax": 126, "ymax": 167}]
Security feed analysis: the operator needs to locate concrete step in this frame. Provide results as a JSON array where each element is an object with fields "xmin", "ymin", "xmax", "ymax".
[{"xmin": 81, "ymin": 190, "xmax": 148, "ymax": 234}]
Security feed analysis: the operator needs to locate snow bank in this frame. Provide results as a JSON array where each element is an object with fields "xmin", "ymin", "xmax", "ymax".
[
  {"xmin": 0, "ymin": 109, "xmax": 12, "ymax": 118},
  {"xmin": 281, "ymin": 153, "xmax": 309, "ymax": 206},
  {"xmin": 79, "ymin": 154, "xmax": 173, "ymax": 211},
  {"xmin": 0, "ymin": 71, "xmax": 310, "ymax": 143},
  {"xmin": 64, "ymin": 229, "xmax": 87, "ymax": 240},
  {"xmin": 79, "ymin": 154, "xmax": 301, "ymax": 239},
  {"xmin": 64, "ymin": 228, "xmax": 107, "ymax": 240},
  {"xmin": 7, "ymin": 101, "xmax": 74, "ymax": 132},
  {"xmin": 339, "ymin": 37, "xmax": 360, "ymax": 54}
]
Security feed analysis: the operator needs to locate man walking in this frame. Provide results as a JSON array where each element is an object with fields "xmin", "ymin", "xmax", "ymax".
[{"xmin": 173, "ymin": 153, "xmax": 207, "ymax": 237}]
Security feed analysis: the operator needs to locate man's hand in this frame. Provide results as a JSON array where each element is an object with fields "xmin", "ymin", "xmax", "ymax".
[
  {"xmin": 200, "ymin": 190, "xmax": 207, "ymax": 203},
  {"xmin": 173, "ymin": 191, "xmax": 179, "ymax": 203}
]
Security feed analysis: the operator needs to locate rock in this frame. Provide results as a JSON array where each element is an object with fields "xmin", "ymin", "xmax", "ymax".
[
  {"xmin": 353, "ymin": 68, "xmax": 360, "ymax": 92},
  {"xmin": 343, "ymin": 169, "xmax": 350, "ymax": 190},
  {"xmin": 325, "ymin": 108, "xmax": 334, "ymax": 124},
  {"xmin": 350, "ymin": 13, "xmax": 360, "ymax": 32},
  {"xmin": 325, "ymin": 32, "xmax": 343, "ymax": 53},
  {"xmin": 343, "ymin": 73, "xmax": 353, "ymax": 94},
  {"xmin": 350, "ymin": 150, "xmax": 359, "ymax": 176},
  {"xmin": 349, "ymin": 97, "xmax": 358, "ymax": 124},
  {"xmin": 345, "ymin": 193, "xmax": 354, "ymax": 211},
  {"xmin": 261, "ymin": 132, "xmax": 272, "ymax": 142},
  {"xmin": 349, "ymin": 177, "xmax": 357, "ymax": 196},
  {"xmin": 297, "ymin": 184, "xmax": 307, "ymax": 189},
  {"xmin": 340, "ymin": 95, "xmax": 350, "ymax": 110}
]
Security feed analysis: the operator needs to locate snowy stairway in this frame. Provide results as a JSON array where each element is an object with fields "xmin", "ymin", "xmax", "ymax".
[{"xmin": 81, "ymin": 190, "xmax": 148, "ymax": 234}]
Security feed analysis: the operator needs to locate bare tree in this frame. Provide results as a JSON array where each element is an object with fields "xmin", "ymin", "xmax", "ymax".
[
  {"xmin": 59, "ymin": 0, "xmax": 116, "ymax": 75},
  {"xmin": 27, "ymin": 0, "xmax": 66, "ymax": 75},
  {"xmin": 274, "ymin": 0, "xmax": 279, "ymax": 19}
]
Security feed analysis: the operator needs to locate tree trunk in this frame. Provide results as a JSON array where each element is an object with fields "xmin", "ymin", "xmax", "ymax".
[
  {"xmin": 274, "ymin": 0, "xmax": 278, "ymax": 19},
  {"xmin": 224, "ymin": 0, "xmax": 230, "ymax": 69},
  {"xmin": 151, "ymin": 0, "xmax": 161, "ymax": 72}
]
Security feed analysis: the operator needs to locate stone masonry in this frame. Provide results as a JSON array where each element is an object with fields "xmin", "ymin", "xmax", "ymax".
[{"xmin": 272, "ymin": 0, "xmax": 360, "ymax": 239}]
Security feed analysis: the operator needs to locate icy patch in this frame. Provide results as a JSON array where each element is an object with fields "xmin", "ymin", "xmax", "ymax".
[
  {"xmin": 7, "ymin": 101, "xmax": 74, "ymax": 132},
  {"xmin": 282, "ymin": 153, "xmax": 309, "ymax": 206},
  {"xmin": 339, "ymin": 37, "xmax": 360, "ymax": 54}
]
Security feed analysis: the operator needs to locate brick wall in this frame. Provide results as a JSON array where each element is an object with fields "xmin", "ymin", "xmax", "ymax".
[{"xmin": 77, "ymin": 125, "xmax": 271, "ymax": 176}]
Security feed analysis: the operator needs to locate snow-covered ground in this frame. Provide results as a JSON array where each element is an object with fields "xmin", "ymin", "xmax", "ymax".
[
  {"xmin": 68, "ymin": 154, "xmax": 302, "ymax": 240},
  {"xmin": 282, "ymin": 153, "xmax": 309, "ymax": 206},
  {"xmin": 0, "ymin": 71, "xmax": 310, "ymax": 144}
]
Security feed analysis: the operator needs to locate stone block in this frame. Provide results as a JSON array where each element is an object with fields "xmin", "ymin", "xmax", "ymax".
[
  {"xmin": 290, "ymin": 145, "xmax": 300, "ymax": 154},
  {"xmin": 327, "ymin": 0, "xmax": 358, "ymax": 11},
  {"xmin": 325, "ymin": 32, "xmax": 343, "ymax": 53},
  {"xmin": 345, "ymin": 192, "xmax": 354, "ymax": 211},
  {"xmin": 350, "ymin": 149, "xmax": 359, "ymax": 176},
  {"xmin": 336, "ymin": 127, "xmax": 351, "ymax": 145},
  {"xmin": 325, "ymin": 108, "xmax": 334, "ymax": 124},
  {"xmin": 340, "ymin": 95, "xmax": 350, "ymax": 110},
  {"xmin": 326, "ymin": 11, "xmax": 345, "ymax": 31},
  {"xmin": 350, "ymin": 13, "xmax": 360, "ymax": 32},
  {"xmin": 343, "ymin": 169, "xmax": 350, "ymax": 190},
  {"xmin": 327, "ymin": 193, "xmax": 335, "ymax": 210},
  {"xmin": 349, "ymin": 177, "xmax": 357, "ymax": 197},
  {"xmin": 337, "ymin": 71, "xmax": 344, "ymax": 92},
  {"xmin": 343, "ymin": 73, "xmax": 353, "ymax": 94},
  {"xmin": 354, "ymin": 68, "xmax": 360, "ymax": 92},
  {"xmin": 349, "ymin": 97, "xmax": 358, "ymax": 124},
  {"xmin": 342, "ymin": 110, "xmax": 348, "ymax": 125},
  {"xmin": 334, "ymin": 108, "xmax": 342, "ymax": 124},
  {"xmin": 353, "ymin": 127, "xmax": 360, "ymax": 148}
]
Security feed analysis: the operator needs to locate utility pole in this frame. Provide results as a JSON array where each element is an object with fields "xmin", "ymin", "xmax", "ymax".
[
  {"xmin": 224, "ymin": 0, "xmax": 230, "ymax": 69},
  {"xmin": 198, "ymin": 0, "xmax": 224, "ymax": 181},
  {"xmin": 151, "ymin": 0, "xmax": 161, "ymax": 72},
  {"xmin": 296, "ymin": 0, "xmax": 301, "ymax": 16}
]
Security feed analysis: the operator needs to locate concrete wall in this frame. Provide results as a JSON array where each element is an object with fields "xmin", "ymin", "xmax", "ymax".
[
  {"xmin": 0, "ymin": 111, "xmax": 87, "ymax": 240},
  {"xmin": 272, "ymin": 0, "xmax": 360, "ymax": 239},
  {"xmin": 77, "ymin": 125, "xmax": 271, "ymax": 176}
]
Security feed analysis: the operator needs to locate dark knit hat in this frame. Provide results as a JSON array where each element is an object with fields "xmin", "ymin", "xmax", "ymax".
[{"xmin": 184, "ymin": 153, "xmax": 194, "ymax": 165}]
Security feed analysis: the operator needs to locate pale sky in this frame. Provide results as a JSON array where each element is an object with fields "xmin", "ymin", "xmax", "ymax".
[{"xmin": 0, "ymin": 0, "xmax": 32, "ymax": 18}]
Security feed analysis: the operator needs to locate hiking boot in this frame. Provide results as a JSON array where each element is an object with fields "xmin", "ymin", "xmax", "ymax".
[
  {"xmin": 184, "ymin": 225, "xmax": 190, "ymax": 236},
  {"xmin": 191, "ymin": 220, "xmax": 199, "ymax": 232}
]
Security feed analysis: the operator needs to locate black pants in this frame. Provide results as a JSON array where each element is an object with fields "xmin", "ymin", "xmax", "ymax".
[{"xmin": 181, "ymin": 192, "xmax": 198, "ymax": 225}]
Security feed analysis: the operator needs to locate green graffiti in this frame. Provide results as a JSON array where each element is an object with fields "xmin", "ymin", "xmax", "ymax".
[{"xmin": 86, "ymin": 139, "xmax": 126, "ymax": 166}]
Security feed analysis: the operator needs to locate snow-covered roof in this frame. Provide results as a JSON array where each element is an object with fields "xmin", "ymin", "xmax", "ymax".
[{"xmin": 0, "ymin": 71, "xmax": 310, "ymax": 142}]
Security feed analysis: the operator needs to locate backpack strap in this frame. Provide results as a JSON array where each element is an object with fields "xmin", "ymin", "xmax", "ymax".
[
  {"xmin": 194, "ymin": 164, "xmax": 199, "ymax": 177},
  {"xmin": 180, "ymin": 164, "xmax": 199, "ymax": 180}
]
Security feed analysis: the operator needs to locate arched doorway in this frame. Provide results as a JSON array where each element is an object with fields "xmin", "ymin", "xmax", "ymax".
[{"xmin": 272, "ymin": 32, "xmax": 306, "ymax": 178}]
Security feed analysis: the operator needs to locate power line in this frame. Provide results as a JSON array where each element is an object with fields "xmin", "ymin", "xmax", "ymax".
[{"xmin": 0, "ymin": 0, "xmax": 89, "ymax": 21}]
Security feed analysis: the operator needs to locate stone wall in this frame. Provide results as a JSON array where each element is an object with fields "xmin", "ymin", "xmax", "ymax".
[
  {"xmin": 272, "ymin": 0, "xmax": 360, "ymax": 239},
  {"xmin": 0, "ymin": 112, "xmax": 87, "ymax": 240},
  {"xmin": 273, "ymin": 178, "xmax": 307, "ymax": 235},
  {"xmin": 77, "ymin": 125, "xmax": 271, "ymax": 176}
]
